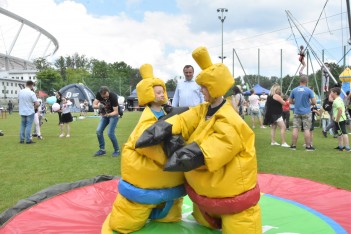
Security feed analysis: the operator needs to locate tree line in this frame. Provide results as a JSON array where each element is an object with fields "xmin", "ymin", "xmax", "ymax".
[{"xmin": 34, "ymin": 53, "xmax": 345, "ymax": 98}]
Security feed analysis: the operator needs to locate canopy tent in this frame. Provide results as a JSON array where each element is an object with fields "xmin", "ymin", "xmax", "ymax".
[
  {"xmin": 243, "ymin": 84, "xmax": 270, "ymax": 96},
  {"xmin": 59, "ymin": 83, "xmax": 95, "ymax": 112},
  {"xmin": 38, "ymin": 90, "xmax": 48, "ymax": 97}
]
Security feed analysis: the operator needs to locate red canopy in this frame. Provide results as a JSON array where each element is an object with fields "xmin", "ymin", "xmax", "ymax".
[{"xmin": 38, "ymin": 90, "xmax": 48, "ymax": 97}]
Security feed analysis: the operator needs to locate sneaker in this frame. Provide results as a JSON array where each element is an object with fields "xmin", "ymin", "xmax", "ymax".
[
  {"xmin": 305, "ymin": 146, "xmax": 316, "ymax": 151},
  {"xmin": 322, "ymin": 131, "xmax": 327, "ymax": 138},
  {"xmin": 37, "ymin": 135, "xmax": 43, "ymax": 140},
  {"xmin": 112, "ymin": 151, "xmax": 120, "ymax": 157},
  {"xmin": 344, "ymin": 147, "xmax": 351, "ymax": 152},
  {"xmin": 260, "ymin": 126, "xmax": 267, "ymax": 129},
  {"xmin": 19, "ymin": 141, "xmax": 24, "ymax": 144},
  {"xmin": 59, "ymin": 134, "xmax": 65, "ymax": 138},
  {"xmin": 334, "ymin": 146, "xmax": 343, "ymax": 150},
  {"xmin": 94, "ymin": 149, "xmax": 106, "ymax": 156},
  {"xmin": 290, "ymin": 145, "xmax": 296, "ymax": 150},
  {"xmin": 66, "ymin": 134, "xmax": 70, "ymax": 138},
  {"xmin": 281, "ymin": 143, "xmax": 290, "ymax": 147},
  {"xmin": 32, "ymin": 133, "xmax": 38, "ymax": 137},
  {"xmin": 338, "ymin": 147, "xmax": 346, "ymax": 151},
  {"xmin": 271, "ymin": 142, "xmax": 280, "ymax": 146}
]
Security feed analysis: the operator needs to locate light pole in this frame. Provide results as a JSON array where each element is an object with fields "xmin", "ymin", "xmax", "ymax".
[{"xmin": 217, "ymin": 8, "xmax": 228, "ymax": 63}]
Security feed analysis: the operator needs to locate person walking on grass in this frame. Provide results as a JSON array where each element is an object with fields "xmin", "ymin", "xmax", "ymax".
[
  {"xmin": 330, "ymin": 87, "xmax": 351, "ymax": 151},
  {"xmin": 289, "ymin": 75, "xmax": 316, "ymax": 151},
  {"xmin": 263, "ymin": 84, "xmax": 290, "ymax": 148},
  {"xmin": 248, "ymin": 89, "xmax": 265, "ymax": 129},
  {"xmin": 59, "ymin": 97, "xmax": 73, "ymax": 138},
  {"xmin": 18, "ymin": 80, "xmax": 39, "ymax": 144},
  {"xmin": 93, "ymin": 86, "xmax": 120, "ymax": 157}
]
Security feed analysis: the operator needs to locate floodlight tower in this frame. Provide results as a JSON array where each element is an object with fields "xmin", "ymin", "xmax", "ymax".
[{"xmin": 217, "ymin": 8, "xmax": 228, "ymax": 63}]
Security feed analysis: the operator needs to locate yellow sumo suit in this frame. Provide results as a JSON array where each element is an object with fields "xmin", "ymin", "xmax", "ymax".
[
  {"xmin": 101, "ymin": 64, "xmax": 185, "ymax": 234},
  {"xmin": 136, "ymin": 47, "xmax": 262, "ymax": 234}
]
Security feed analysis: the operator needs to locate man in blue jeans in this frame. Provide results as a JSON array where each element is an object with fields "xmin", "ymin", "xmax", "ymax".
[
  {"xmin": 93, "ymin": 86, "xmax": 120, "ymax": 157},
  {"xmin": 18, "ymin": 80, "xmax": 39, "ymax": 144}
]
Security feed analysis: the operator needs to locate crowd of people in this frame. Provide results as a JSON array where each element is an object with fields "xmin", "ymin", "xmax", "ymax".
[{"xmin": 2, "ymin": 44, "xmax": 350, "ymax": 234}]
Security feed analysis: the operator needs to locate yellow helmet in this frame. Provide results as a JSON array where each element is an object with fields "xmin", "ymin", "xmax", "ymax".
[
  {"xmin": 192, "ymin": 47, "xmax": 234, "ymax": 98},
  {"xmin": 136, "ymin": 64, "xmax": 168, "ymax": 106}
]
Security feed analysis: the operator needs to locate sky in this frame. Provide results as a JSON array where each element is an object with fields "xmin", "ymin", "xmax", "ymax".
[{"xmin": 0, "ymin": 0, "xmax": 350, "ymax": 83}]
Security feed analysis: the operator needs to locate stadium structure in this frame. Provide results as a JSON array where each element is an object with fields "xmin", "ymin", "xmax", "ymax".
[{"xmin": 0, "ymin": 6, "xmax": 58, "ymax": 101}]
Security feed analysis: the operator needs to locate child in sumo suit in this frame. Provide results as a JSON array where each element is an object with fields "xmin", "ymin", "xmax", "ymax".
[
  {"xmin": 136, "ymin": 47, "xmax": 262, "ymax": 234},
  {"xmin": 101, "ymin": 64, "xmax": 186, "ymax": 234}
]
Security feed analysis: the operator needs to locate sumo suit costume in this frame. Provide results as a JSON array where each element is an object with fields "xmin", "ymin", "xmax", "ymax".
[
  {"xmin": 101, "ymin": 64, "xmax": 185, "ymax": 234},
  {"xmin": 136, "ymin": 47, "xmax": 262, "ymax": 234}
]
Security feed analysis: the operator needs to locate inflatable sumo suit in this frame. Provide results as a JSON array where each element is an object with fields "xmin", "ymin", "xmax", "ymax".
[
  {"xmin": 137, "ymin": 47, "xmax": 262, "ymax": 234},
  {"xmin": 101, "ymin": 64, "xmax": 185, "ymax": 234}
]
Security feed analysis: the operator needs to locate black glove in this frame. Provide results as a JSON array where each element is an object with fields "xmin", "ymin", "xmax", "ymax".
[
  {"xmin": 163, "ymin": 135, "xmax": 185, "ymax": 158},
  {"xmin": 135, "ymin": 121, "xmax": 172, "ymax": 148},
  {"xmin": 164, "ymin": 142, "xmax": 205, "ymax": 172},
  {"xmin": 159, "ymin": 105, "xmax": 189, "ymax": 120}
]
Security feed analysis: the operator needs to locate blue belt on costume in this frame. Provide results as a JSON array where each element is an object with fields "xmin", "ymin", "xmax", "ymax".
[{"xmin": 118, "ymin": 179, "xmax": 186, "ymax": 219}]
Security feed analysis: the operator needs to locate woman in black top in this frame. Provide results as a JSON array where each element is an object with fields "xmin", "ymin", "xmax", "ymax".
[{"xmin": 264, "ymin": 84, "xmax": 290, "ymax": 147}]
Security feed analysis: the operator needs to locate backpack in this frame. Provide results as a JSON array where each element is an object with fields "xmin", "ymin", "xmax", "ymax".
[{"xmin": 322, "ymin": 97, "xmax": 332, "ymax": 112}]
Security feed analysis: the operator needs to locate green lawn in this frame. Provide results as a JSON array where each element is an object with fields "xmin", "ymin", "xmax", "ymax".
[{"xmin": 0, "ymin": 111, "xmax": 350, "ymax": 213}]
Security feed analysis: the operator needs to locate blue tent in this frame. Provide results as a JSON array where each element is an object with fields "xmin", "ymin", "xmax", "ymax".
[{"xmin": 243, "ymin": 84, "xmax": 270, "ymax": 96}]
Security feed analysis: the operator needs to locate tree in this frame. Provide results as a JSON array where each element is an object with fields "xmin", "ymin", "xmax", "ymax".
[
  {"xmin": 36, "ymin": 68, "xmax": 63, "ymax": 94},
  {"xmin": 165, "ymin": 77, "xmax": 177, "ymax": 91}
]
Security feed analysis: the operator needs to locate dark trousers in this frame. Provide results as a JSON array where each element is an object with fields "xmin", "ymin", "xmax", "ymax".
[{"xmin": 282, "ymin": 110, "xmax": 290, "ymax": 129}]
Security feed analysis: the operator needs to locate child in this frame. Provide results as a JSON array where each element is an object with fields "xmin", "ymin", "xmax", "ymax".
[
  {"xmin": 136, "ymin": 47, "xmax": 262, "ymax": 234},
  {"xmin": 102, "ymin": 64, "xmax": 185, "ymax": 234},
  {"xmin": 298, "ymin": 45, "xmax": 306, "ymax": 75},
  {"xmin": 330, "ymin": 87, "xmax": 350, "ymax": 151},
  {"xmin": 59, "ymin": 98, "xmax": 73, "ymax": 137}
]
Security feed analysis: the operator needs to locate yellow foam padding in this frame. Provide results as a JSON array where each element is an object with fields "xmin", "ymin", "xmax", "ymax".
[
  {"xmin": 101, "ymin": 213, "xmax": 113, "ymax": 234},
  {"xmin": 192, "ymin": 47, "xmax": 234, "ymax": 98},
  {"xmin": 137, "ymin": 64, "xmax": 168, "ymax": 106}
]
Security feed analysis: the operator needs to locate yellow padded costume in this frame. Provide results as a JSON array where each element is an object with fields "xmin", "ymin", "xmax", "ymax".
[
  {"xmin": 164, "ymin": 47, "xmax": 262, "ymax": 234},
  {"xmin": 102, "ymin": 64, "xmax": 184, "ymax": 234}
]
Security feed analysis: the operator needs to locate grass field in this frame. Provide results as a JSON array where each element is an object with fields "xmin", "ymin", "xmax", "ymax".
[{"xmin": 0, "ymin": 111, "xmax": 350, "ymax": 213}]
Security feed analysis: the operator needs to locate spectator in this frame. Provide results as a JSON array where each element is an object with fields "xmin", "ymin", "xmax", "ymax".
[
  {"xmin": 18, "ymin": 80, "xmax": 39, "ymax": 144},
  {"xmin": 330, "ymin": 87, "xmax": 350, "ymax": 151},
  {"xmin": 321, "ymin": 106, "xmax": 331, "ymax": 137},
  {"xmin": 172, "ymin": 65, "xmax": 204, "ymax": 107},
  {"xmin": 289, "ymin": 75, "xmax": 316, "ymax": 151},
  {"xmin": 309, "ymin": 104, "xmax": 320, "ymax": 147},
  {"xmin": 282, "ymin": 95, "xmax": 291, "ymax": 130},
  {"xmin": 230, "ymin": 85, "xmax": 245, "ymax": 119},
  {"xmin": 83, "ymin": 99, "xmax": 89, "ymax": 116},
  {"xmin": 248, "ymin": 89, "xmax": 265, "ymax": 128},
  {"xmin": 93, "ymin": 86, "xmax": 120, "ymax": 157},
  {"xmin": 32, "ymin": 91, "xmax": 43, "ymax": 140},
  {"xmin": 263, "ymin": 84, "xmax": 290, "ymax": 147},
  {"xmin": 59, "ymin": 97, "xmax": 73, "ymax": 138},
  {"xmin": 7, "ymin": 100, "xmax": 14, "ymax": 115},
  {"xmin": 259, "ymin": 91, "xmax": 268, "ymax": 115},
  {"xmin": 322, "ymin": 92, "xmax": 336, "ymax": 137},
  {"xmin": 55, "ymin": 92, "xmax": 64, "ymax": 134}
]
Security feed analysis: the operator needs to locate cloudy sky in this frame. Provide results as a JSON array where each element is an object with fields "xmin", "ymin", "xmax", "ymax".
[{"xmin": 0, "ymin": 0, "xmax": 350, "ymax": 82}]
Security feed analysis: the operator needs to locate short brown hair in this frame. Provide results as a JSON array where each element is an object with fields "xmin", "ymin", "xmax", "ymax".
[
  {"xmin": 183, "ymin": 65, "xmax": 194, "ymax": 71},
  {"xmin": 330, "ymin": 87, "xmax": 341, "ymax": 95}
]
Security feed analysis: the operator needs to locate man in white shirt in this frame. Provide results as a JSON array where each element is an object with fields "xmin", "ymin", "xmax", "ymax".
[
  {"xmin": 172, "ymin": 65, "xmax": 204, "ymax": 107},
  {"xmin": 260, "ymin": 91, "xmax": 268, "ymax": 115},
  {"xmin": 18, "ymin": 80, "xmax": 39, "ymax": 144}
]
